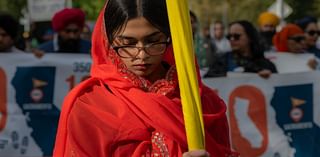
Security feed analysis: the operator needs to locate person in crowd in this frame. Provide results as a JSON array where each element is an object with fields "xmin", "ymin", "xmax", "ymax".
[
  {"xmin": 190, "ymin": 11, "xmax": 216, "ymax": 68},
  {"xmin": 37, "ymin": 8, "xmax": 91, "ymax": 54},
  {"xmin": 296, "ymin": 16, "xmax": 320, "ymax": 58},
  {"xmin": 0, "ymin": 13, "xmax": 24, "ymax": 53},
  {"xmin": 211, "ymin": 20, "xmax": 231, "ymax": 54},
  {"xmin": 80, "ymin": 24, "xmax": 92, "ymax": 41},
  {"xmin": 257, "ymin": 12, "xmax": 280, "ymax": 52},
  {"xmin": 205, "ymin": 20, "xmax": 277, "ymax": 78},
  {"xmin": 273, "ymin": 23, "xmax": 318, "ymax": 69},
  {"xmin": 53, "ymin": 0, "xmax": 238, "ymax": 156},
  {"xmin": 273, "ymin": 24, "xmax": 306, "ymax": 54},
  {"xmin": 317, "ymin": 37, "xmax": 320, "ymax": 50}
]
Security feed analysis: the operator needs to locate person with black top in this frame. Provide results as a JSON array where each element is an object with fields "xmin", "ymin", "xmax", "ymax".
[{"xmin": 205, "ymin": 20, "xmax": 277, "ymax": 78}]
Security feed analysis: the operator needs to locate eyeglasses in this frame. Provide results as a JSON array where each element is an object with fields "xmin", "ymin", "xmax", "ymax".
[
  {"xmin": 226, "ymin": 33, "xmax": 241, "ymax": 41},
  {"xmin": 112, "ymin": 39, "xmax": 171, "ymax": 58},
  {"xmin": 288, "ymin": 36, "xmax": 305, "ymax": 43},
  {"xmin": 306, "ymin": 30, "xmax": 320, "ymax": 36}
]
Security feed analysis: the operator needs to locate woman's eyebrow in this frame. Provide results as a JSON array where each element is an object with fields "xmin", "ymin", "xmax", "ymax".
[
  {"xmin": 116, "ymin": 36, "xmax": 136, "ymax": 40},
  {"xmin": 145, "ymin": 31, "xmax": 161, "ymax": 38},
  {"xmin": 117, "ymin": 31, "xmax": 162, "ymax": 39}
]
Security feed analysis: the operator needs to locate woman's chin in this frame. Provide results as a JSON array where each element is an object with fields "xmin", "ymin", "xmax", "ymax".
[{"xmin": 132, "ymin": 70, "xmax": 151, "ymax": 77}]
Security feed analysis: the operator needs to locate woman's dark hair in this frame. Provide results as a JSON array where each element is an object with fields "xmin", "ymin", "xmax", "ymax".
[
  {"xmin": 104, "ymin": 0, "xmax": 170, "ymax": 43},
  {"xmin": 295, "ymin": 16, "xmax": 318, "ymax": 31},
  {"xmin": 229, "ymin": 20, "xmax": 264, "ymax": 58},
  {"xmin": 189, "ymin": 11, "xmax": 198, "ymax": 23}
]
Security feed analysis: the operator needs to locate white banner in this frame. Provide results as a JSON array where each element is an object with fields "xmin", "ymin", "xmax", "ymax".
[
  {"xmin": 204, "ymin": 73, "xmax": 320, "ymax": 157},
  {"xmin": 265, "ymin": 52, "xmax": 315, "ymax": 73},
  {"xmin": 0, "ymin": 53, "xmax": 90, "ymax": 156},
  {"xmin": 0, "ymin": 53, "xmax": 319, "ymax": 156},
  {"xmin": 28, "ymin": 0, "xmax": 66, "ymax": 22}
]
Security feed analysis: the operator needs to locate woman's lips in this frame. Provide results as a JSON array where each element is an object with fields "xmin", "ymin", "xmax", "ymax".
[{"xmin": 133, "ymin": 64, "xmax": 151, "ymax": 70}]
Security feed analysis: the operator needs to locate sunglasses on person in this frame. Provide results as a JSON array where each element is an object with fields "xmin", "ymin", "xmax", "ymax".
[
  {"xmin": 306, "ymin": 30, "xmax": 320, "ymax": 36},
  {"xmin": 288, "ymin": 36, "xmax": 305, "ymax": 43},
  {"xmin": 226, "ymin": 33, "xmax": 241, "ymax": 41}
]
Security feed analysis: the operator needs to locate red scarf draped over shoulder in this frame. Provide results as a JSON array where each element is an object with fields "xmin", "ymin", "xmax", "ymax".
[{"xmin": 53, "ymin": 4, "xmax": 237, "ymax": 157}]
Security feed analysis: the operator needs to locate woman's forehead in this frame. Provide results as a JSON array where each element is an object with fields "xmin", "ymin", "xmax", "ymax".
[
  {"xmin": 117, "ymin": 17, "xmax": 162, "ymax": 39},
  {"xmin": 229, "ymin": 24, "xmax": 245, "ymax": 32}
]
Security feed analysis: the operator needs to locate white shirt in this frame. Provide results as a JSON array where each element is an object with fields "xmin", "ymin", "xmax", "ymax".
[{"xmin": 213, "ymin": 37, "xmax": 232, "ymax": 54}]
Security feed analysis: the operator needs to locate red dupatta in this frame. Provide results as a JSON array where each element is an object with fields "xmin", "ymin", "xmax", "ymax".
[{"xmin": 53, "ymin": 2, "xmax": 236, "ymax": 157}]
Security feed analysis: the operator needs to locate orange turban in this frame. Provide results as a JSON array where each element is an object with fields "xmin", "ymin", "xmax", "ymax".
[
  {"xmin": 258, "ymin": 12, "xmax": 280, "ymax": 27},
  {"xmin": 52, "ymin": 8, "xmax": 85, "ymax": 32},
  {"xmin": 272, "ymin": 24, "xmax": 304, "ymax": 52}
]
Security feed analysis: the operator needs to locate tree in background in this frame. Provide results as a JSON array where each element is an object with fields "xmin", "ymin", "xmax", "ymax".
[
  {"xmin": 189, "ymin": 0, "xmax": 320, "ymax": 28},
  {"xmin": 286, "ymin": 0, "xmax": 319, "ymax": 22},
  {"xmin": 0, "ymin": 0, "xmax": 104, "ymax": 21},
  {"xmin": 73, "ymin": 0, "xmax": 105, "ymax": 20},
  {"xmin": 0, "ymin": 0, "xmax": 319, "ymax": 31},
  {"xmin": 0, "ymin": 0, "xmax": 27, "ymax": 19}
]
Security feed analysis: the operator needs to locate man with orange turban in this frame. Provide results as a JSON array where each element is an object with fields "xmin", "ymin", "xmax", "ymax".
[
  {"xmin": 272, "ymin": 24, "xmax": 319, "ymax": 70},
  {"xmin": 273, "ymin": 24, "xmax": 305, "ymax": 53},
  {"xmin": 38, "ymin": 8, "xmax": 91, "ymax": 53},
  {"xmin": 258, "ymin": 12, "xmax": 280, "ymax": 52}
]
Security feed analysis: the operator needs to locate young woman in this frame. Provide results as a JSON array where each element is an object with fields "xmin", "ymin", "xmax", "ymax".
[{"xmin": 53, "ymin": 0, "xmax": 237, "ymax": 156}]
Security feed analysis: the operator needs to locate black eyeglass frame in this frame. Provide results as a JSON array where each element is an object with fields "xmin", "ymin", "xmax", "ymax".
[
  {"xmin": 306, "ymin": 30, "xmax": 320, "ymax": 36},
  {"xmin": 226, "ymin": 33, "xmax": 242, "ymax": 41},
  {"xmin": 288, "ymin": 36, "xmax": 306, "ymax": 43},
  {"xmin": 112, "ymin": 38, "xmax": 171, "ymax": 58}
]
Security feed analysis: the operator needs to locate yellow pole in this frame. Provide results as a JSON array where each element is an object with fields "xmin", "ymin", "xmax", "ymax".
[{"xmin": 166, "ymin": 0, "xmax": 205, "ymax": 150}]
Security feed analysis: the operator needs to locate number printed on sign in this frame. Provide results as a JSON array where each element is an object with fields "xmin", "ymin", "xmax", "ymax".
[{"xmin": 73, "ymin": 62, "xmax": 91, "ymax": 73}]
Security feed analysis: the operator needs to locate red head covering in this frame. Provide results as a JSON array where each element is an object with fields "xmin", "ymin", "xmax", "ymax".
[
  {"xmin": 273, "ymin": 24, "xmax": 304, "ymax": 52},
  {"xmin": 54, "ymin": 2, "xmax": 236, "ymax": 157},
  {"xmin": 52, "ymin": 8, "xmax": 85, "ymax": 32}
]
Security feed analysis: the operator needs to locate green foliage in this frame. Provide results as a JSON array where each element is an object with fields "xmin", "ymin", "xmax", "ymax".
[
  {"xmin": 0, "ymin": 0, "xmax": 320, "ymax": 24},
  {"xmin": 189, "ymin": 0, "xmax": 320, "ymax": 27},
  {"xmin": 286, "ymin": 0, "xmax": 318, "ymax": 22},
  {"xmin": 0, "ymin": 0, "xmax": 27, "ymax": 19},
  {"xmin": 0, "ymin": 0, "xmax": 105, "ymax": 20},
  {"xmin": 73, "ymin": 0, "xmax": 105, "ymax": 20}
]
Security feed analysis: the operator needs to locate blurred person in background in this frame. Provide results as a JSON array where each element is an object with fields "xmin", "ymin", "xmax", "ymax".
[
  {"xmin": 273, "ymin": 23, "xmax": 318, "ymax": 69},
  {"xmin": 0, "ymin": 13, "xmax": 24, "ymax": 53},
  {"xmin": 205, "ymin": 20, "xmax": 277, "ymax": 78},
  {"xmin": 211, "ymin": 21, "xmax": 231, "ymax": 54},
  {"xmin": 257, "ymin": 12, "xmax": 280, "ymax": 52},
  {"xmin": 273, "ymin": 24, "xmax": 307, "ymax": 54},
  {"xmin": 37, "ymin": 8, "xmax": 91, "ymax": 54},
  {"xmin": 296, "ymin": 16, "xmax": 320, "ymax": 58},
  {"xmin": 190, "ymin": 11, "xmax": 216, "ymax": 68},
  {"xmin": 80, "ymin": 24, "xmax": 92, "ymax": 41}
]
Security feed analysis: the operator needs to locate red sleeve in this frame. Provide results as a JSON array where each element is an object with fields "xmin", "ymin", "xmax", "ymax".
[
  {"xmin": 62, "ymin": 97, "xmax": 120, "ymax": 157},
  {"xmin": 57, "ymin": 84, "xmax": 152, "ymax": 157},
  {"xmin": 201, "ymin": 85, "xmax": 239, "ymax": 156}
]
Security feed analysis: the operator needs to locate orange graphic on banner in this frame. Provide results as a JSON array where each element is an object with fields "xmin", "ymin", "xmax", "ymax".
[
  {"xmin": 229, "ymin": 85, "xmax": 268, "ymax": 157},
  {"xmin": 0, "ymin": 68, "xmax": 7, "ymax": 131}
]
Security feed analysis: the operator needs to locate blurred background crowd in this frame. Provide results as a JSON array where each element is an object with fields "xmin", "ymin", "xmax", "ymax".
[{"xmin": 1, "ymin": 0, "xmax": 320, "ymax": 77}]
